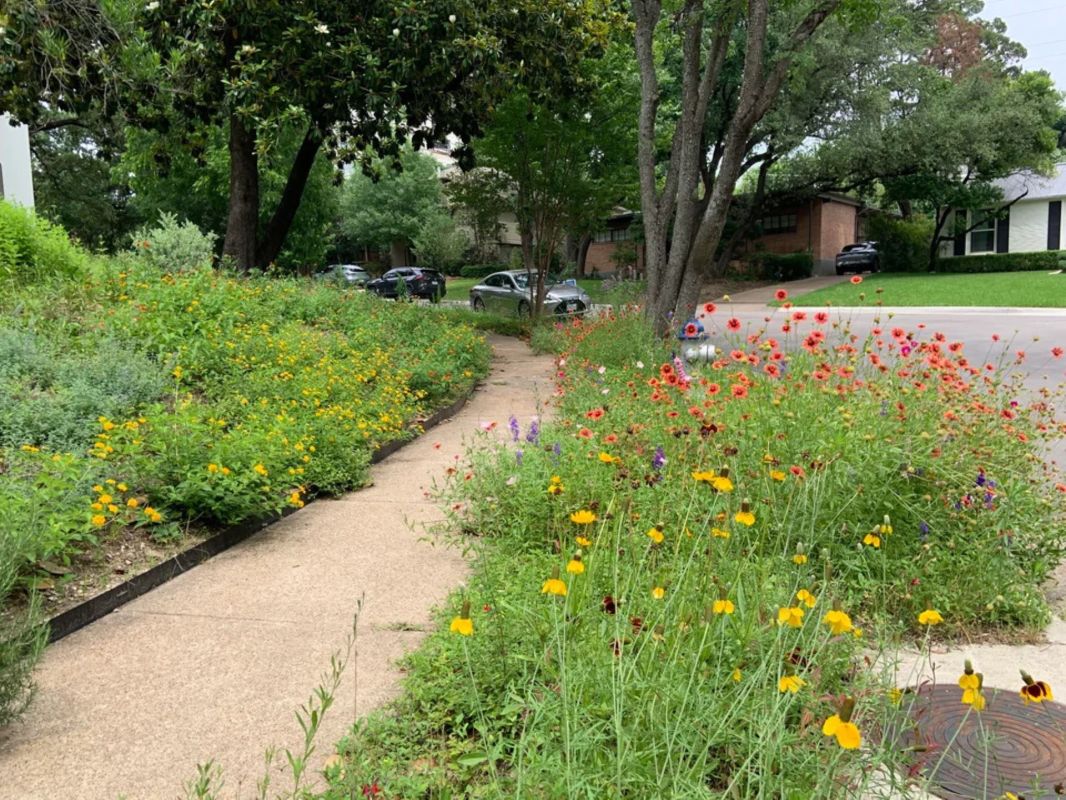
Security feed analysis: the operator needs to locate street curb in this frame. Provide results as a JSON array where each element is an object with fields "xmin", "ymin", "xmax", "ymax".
[{"xmin": 45, "ymin": 387, "xmax": 477, "ymax": 644}]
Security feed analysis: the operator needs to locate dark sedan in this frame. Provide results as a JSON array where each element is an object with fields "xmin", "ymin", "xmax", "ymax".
[
  {"xmin": 366, "ymin": 267, "xmax": 446, "ymax": 301},
  {"xmin": 835, "ymin": 242, "xmax": 880, "ymax": 275},
  {"xmin": 469, "ymin": 270, "xmax": 591, "ymax": 316}
]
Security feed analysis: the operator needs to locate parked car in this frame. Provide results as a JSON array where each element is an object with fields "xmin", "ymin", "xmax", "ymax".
[
  {"xmin": 316, "ymin": 263, "xmax": 370, "ymax": 286},
  {"xmin": 469, "ymin": 270, "xmax": 591, "ymax": 316},
  {"xmin": 366, "ymin": 267, "xmax": 446, "ymax": 301},
  {"xmin": 834, "ymin": 242, "xmax": 880, "ymax": 275}
]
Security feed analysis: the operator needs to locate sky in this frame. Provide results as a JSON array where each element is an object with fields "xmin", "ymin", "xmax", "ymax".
[{"xmin": 978, "ymin": 0, "xmax": 1066, "ymax": 91}]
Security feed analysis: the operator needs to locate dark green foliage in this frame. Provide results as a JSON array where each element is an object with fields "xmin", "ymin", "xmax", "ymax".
[
  {"xmin": 458, "ymin": 263, "xmax": 508, "ymax": 279},
  {"xmin": 937, "ymin": 251, "xmax": 1061, "ymax": 274},
  {"xmin": 757, "ymin": 252, "xmax": 814, "ymax": 281},
  {"xmin": 866, "ymin": 215, "xmax": 934, "ymax": 273}
]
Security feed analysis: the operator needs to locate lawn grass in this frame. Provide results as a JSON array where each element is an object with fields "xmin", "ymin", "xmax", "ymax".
[{"xmin": 791, "ymin": 270, "xmax": 1066, "ymax": 308}]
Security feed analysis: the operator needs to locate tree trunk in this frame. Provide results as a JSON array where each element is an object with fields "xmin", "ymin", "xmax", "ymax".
[
  {"xmin": 222, "ymin": 115, "xmax": 259, "ymax": 271},
  {"xmin": 576, "ymin": 233, "xmax": 592, "ymax": 276},
  {"xmin": 928, "ymin": 206, "xmax": 951, "ymax": 271},
  {"xmin": 256, "ymin": 126, "xmax": 323, "ymax": 268}
]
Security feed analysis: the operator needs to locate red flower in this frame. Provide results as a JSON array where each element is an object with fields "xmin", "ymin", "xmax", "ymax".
[
  {"xmin": 704, "ymin": 302, "xmax": 717, "ymax": 314},
  {"xmin": 814, "ymin": 312, "xmax": 829, "ymax": 324},
  {"xmin": 602, "ymin": 595, "xmax": 617, "ymax": 614},
  {"xmin": 792, "ymin": 311, "xmax": 807, "ymax": 321},
  {"xmin": 685, "ymin": 322, "xmax": 698, "ymax": 336},
  {"xmin": 726, "ymin": 317, "xmax": 742, "ymax": 332},
  {"xmin": 730, "ymin": 349, "xmax": 747, "ymax": 362},
  {"xmin": 850, "ymin": 275, "xmax": 863, "ymax": 284},
  {"xmin": 764, "ymin": 363, "xmax": 781, "ymax": 378},
  {"xmin": 775, "ymin": 289, "xmax": 788, "ymax": 301},
  {"xmin": 731, "ymin": 384, "xmax": 749, "ymax": 398},
  {"xmin": 789, "ymin": 465, "xmax": 806, "ymax": 478},
  {"xmin": 577, "ymin": 427, "xmax": 594, "ymax": 439},
  {"xmin": 1053, "ymin": 347, "xmax": 1064, "ymax": 359},
  {"xmin": 707, "ymin": 382, "xmax": 721, "ymax": 395},
  {"xmin": 586, "ymin": 408, "xmax": 605, "ymax": 421}
]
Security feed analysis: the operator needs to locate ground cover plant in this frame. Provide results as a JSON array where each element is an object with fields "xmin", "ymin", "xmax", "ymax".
[
  {"xmin": 790, "ymin": 271, "xmax": 1066, "ymax": 308},
  {"xmin": 0, "ymin": 259, "xmax": 490, "ymax": 574},
  {"xmin": 319, "ymin": 306, "xmax": 1066, "ymax": 798}
]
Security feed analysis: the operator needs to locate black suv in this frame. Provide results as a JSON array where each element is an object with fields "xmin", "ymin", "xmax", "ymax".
[
  {"xmin": 366, "ymin": 267, "xmax": 446, "ymax": 301},
  {"xmin": 835, "ymin": 242, "xmax": 880, "ymax": 275}
]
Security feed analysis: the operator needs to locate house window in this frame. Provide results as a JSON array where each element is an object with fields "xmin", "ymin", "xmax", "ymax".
[
  {"xmin": 761, "ymin": 214, "xmax": 798, "ymax": 234},
  {"xmin": 970, "ymin": 212, "xmax": 995, "ymax": 253},
  {"xmin": 594, "ymin": 227, "xmax": 630, "ymax": 243}
]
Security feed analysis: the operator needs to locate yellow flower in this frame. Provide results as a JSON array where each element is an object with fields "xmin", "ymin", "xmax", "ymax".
[
  {"xmin": 769, "ymin": 469, "xmax": 786, "ymax": 482},
  {"xmin": 173, "ymin": 365, "xmax": 184, "ymax": 380},
  {"xmin": 221, "ymin": 467, "xmax": 231, "ymax": 475},
  {"xmin": 731, "ymin": 667, "xmax": 742, "ymax": 682},
  {"xmin": 127, "ymin": 498, "xmax": 139, "ymax": 508},
  {"xmin": 92, "ymin": 484, "xmax": 103, "ymax": 492},
  {"xmin": 651, "ymin": 586, "xmax": 666, "ymax": 600},
  {"xmin": 958, "ymin": 672, "xmax": 979, "ymax": 691},
  {"xmin": 117, "ymin": 482, "xmax": 128, "ymax": 492},
  {"xmin": 288, "ymin": 491, "xmax": 305, "ymax": 508},
  {"xmin": 91, "ymin": 514, "xmax": 107, "ymax": 527},
  {"xmin": 777, "ymin": 606, "xmax": 805, "ymax": 628},
  {"xmin": 548, "ymin": 481, "xmax": 564, "ymax": 495},
  {"xmin": 822, "ymin": 609, "xmax": 853, "ymax": 635},
  {"xmin": 90, "ymin": 502, "xmax": 104, "ymax": 511},
  {"xmin": 778, "ymin": 674, "xmax": 805, "ymax": 693},
  {"xmin": 575, "ymin": 535, "xmax": 592, "ymax": 548},
  {"xmin": 792, "ymin": 553, "xmax": 808, "ymax": 565},
  {"xmin": 646, "ymin": 526, "xmax": 664, "ymax": 544},
  {"xmin": 542, "ymin": 578, "xmax": 568, "ymax": 597},
  {"xmin": 253, "ymin": 463, "xmax": 269, "ymax": 477},
  {"xmin": 98, "ymin": 493, "xmax": 113, "ymax": 505},
  {"xmin": 712, "ymin": 599, "xmax": 735, "ymax": 615},
  {"xmin": 917, "ymin": 608, "xmax": 943, "ymax": 626},
  {"xmin": 566, "ymin": 556, "xmax": 585, "ymax": 574},
  {"xmin": 1020, "ymin": 671, "xmax": 1053, "ymax": 704},
  {"xmin": 691, "ymin": 469, "xmax": 716, "ymax": 483},
  {"xmin": 208, "ymin": 463, "xmax": 219, "ymax": 473},
  {"xmin": 598, "ymin": 452, "xmax": 619, "ymax": 464},
  {"xmin": 711, "ymin": 475, "xmax": 734, "ymax": 493},
  {"xmin": 734, "ymin": 509, "xmax": 755, "ymax": 527},
  {"xmin": 144, "ymin": 507, "xmax": 163, "ymax": 523},
  {"xmin": 962, "ymin": 688, "xmax": 986, "ymax": 711},
  {"xmin": 107, "ymin": 504, "xmax": 119, "ymax": 514},
  {"xmin": 20, "ymin": 444, "xmax": 40, "ymax": 453},
  {"xmin": 863, "ymin": 532, "xmax": 881, "ymax": 548},
  {"xmin": 450, "ymin": 617, "xmax": 473, "ymax": 636},
  {"xmin": 570, "ymin": 509, "xmax": 597, "ymax": 525},
  {"xmin": 711, "ymin": 527, "xmax": 730, "ymax": 539},
  {"xmin": 795, "ymin": 589, "xmax": 816, "ymax": 608},
  {"xmin": 822, "ymin": 714, "xmax": 861, "ymax": 750}
]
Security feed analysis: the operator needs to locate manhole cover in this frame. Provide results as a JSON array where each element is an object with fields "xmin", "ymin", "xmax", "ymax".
[{"xmin": 896, "ymin": 684, "xmax": 1066, "ymax": 799}]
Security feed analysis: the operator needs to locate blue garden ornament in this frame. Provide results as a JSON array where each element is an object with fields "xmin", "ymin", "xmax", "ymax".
[{"xmin": 677, "ymin": 317, "xmax": 706, "ymax": 341}]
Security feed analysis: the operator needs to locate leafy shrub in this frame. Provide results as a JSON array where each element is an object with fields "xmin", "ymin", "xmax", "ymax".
[
  {"xmin": 458, "ymin": 263, "xmax": 507, "ymax": 279},
  {"xmin": 756, "ymin": 251, "xmax": 814, "ymax": 281},
  {"xmin": 937, "ymin": 250, "xmax": 1060, "ymax": 273},
  {"xmin": 413, "ymin": 213, "xmax": 470, "ymax": 274},
  {"xmin": 130, "ymin": 212, "xmax": 218, "ymax": 271},
  {"xmin": 0, "ymin": 199, "xmax": 86, "ymax": 286},
  {"xmin": 866, "ymin": 214, "xmax": 934, "ymax": 272}
]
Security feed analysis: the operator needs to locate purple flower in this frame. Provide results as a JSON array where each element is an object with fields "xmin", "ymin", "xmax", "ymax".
[
  {"xmin": 526, "ymin": 419, "xmax": 540, "ymax": 444},
  {"xmin": 515, "ymin": 449, "xmax": 523, "ymax": 467},
  {"xmin": 652, "ymin": 446, "xmax": 666, "ymax": 471},
  {"xmin": 918, "ymin": 520, "xmax": 929, "ymax": 541},
  {"xmin": 509, "ymin": 415, "xmax": 520, "ymax": 442},
  {"xmin": 552, "ymin": 442, "xmax": 561, "ymax": 463},
  {"xmin": 975, "ymin": 471, "xmax": 986, "ymax": 487}
]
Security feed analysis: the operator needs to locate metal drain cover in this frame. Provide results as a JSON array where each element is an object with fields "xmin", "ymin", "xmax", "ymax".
[{"xmin": 898, "ymin": 684, "xmax": 1066, "ymax": 799}]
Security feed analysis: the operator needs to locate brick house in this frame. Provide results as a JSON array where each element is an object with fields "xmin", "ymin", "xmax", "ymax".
[
  {"xmin": 584, "ymin": 210, "xmax": 644, "ymax": 276},
  {"xmin": 739, "ymin": 193, "xmax": 863, "ymax": 275}
]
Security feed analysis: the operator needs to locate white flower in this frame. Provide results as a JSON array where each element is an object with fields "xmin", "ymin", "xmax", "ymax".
[
  {"xmin": 392, "ymin": 27, "xmax": 400, "ymax": 36},
  {"xmin": 314, "ymin": 23, "xmax": 329, "ymax": 34},
  {"xmin": 146, "ymin": 0, "xmax": 159, "ymax": 10},
  {"xmin": 601, "ymin": 388, "xmax": 610, "ymax": 395},
  {"xmin": 635, "ymin": 360, "xmax": 644, "ymax": 369},
  {"xmin": 448, "ymin": 14, "xmax": 457, "ymax": 23},
  {"xmin": 597, "ymin": 366, "xmax": 606, "ymax": 375},
  {"xmin": 558, "ymin": 358, "xmax": 566, "ymax": 367}
]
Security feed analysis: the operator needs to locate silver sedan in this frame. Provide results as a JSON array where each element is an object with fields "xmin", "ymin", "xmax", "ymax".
[{"xmin": 469, "ymin": 270, "xmax": 591, "ymax": 316}]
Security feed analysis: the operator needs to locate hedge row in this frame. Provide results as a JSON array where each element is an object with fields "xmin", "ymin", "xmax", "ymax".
[
  {"xmin": 937, "ymin": 250, "xmax": 1062, "ymax": 274},
  {"xmin": 758, "ymin": 251, "xmax": 814, "ymax": 281}
]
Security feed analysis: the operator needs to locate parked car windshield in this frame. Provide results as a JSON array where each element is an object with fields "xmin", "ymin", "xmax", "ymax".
[{"xmin": 512, "ymin": 273, "xmax": 540, "ymax": 289}]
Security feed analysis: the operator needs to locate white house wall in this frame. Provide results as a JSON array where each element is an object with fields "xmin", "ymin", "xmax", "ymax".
[
  {"xmin": 0, "ymin": 115, "xmax": 34, "ymax": 208},
  {"xmin": 1009, "ymin": 199, "xmax": 1050, "ymax": 253}
]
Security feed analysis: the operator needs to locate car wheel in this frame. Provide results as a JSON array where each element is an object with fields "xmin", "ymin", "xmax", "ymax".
[
  {"xmin": 472, "ymin": 296, "xmax": 485, "ymax": 312},
  {"xmin": 517, "ymin": 299, "xmax": 531, "ymax": 317},
  {"xmin": 835, "ymin": 267, "xmax": 845, "ymax": 276},
  {"xmin": 871, "ymin": 259, "xmax": 881, "ymax": 273}
]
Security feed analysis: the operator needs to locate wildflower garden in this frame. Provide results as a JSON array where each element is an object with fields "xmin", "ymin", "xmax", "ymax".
[
  {"xmin": 324, "ymin": 308, "xmax": 1066, "ymax": 798},
  {"xmin": 0, "ymin": 207, "xmax": 490, "ymax": 721}
]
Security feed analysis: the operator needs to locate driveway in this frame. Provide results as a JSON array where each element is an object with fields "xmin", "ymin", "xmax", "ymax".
[{"xmin": 702, "ymin": 274, "xmax": 847, "ymax": 304}]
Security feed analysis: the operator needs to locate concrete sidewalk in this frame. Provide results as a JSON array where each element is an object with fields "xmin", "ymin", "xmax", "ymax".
[
  {"xmin": 702, "ymin": 274, "xmax": 847, "ymax": 305},
  {"xmin": 0, "ymin": 335, "xmax": 555, "ymax": 800}
]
